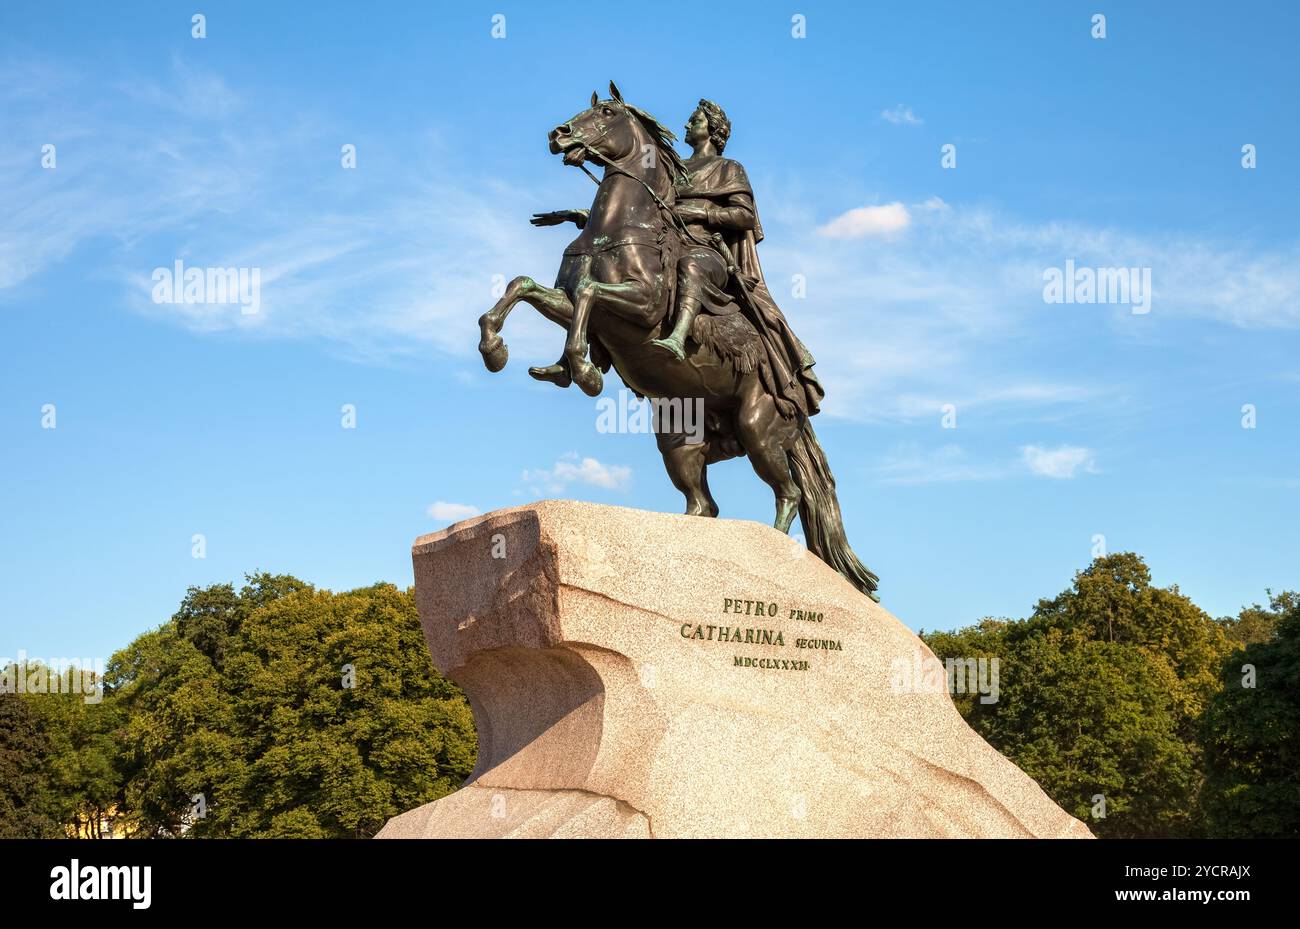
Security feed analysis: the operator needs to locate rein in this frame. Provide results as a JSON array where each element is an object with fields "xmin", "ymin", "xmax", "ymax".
[{"xmin": 572, "ymin": 136, "xmax": 713, "ymax": 250}]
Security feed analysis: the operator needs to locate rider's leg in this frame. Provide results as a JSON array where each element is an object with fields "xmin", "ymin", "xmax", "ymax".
[
  {"xmin": 651, "ymin": 250, "xmax": 726, "ymax": 362},
  {"xmin": 651, "ymin": 294, "xmax": 702, "ymax": 363}
]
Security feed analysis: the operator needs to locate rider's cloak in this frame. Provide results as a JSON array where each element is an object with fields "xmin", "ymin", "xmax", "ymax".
[{"xmin": 678, "ymin": 157, "xmax": 825, "ymax": 419}]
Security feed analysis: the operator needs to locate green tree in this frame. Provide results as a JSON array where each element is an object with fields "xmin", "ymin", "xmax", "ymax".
[
  {"xmin": 921, "ymin": 618, "xmax": 1010, "ymax": 719},
  {"xmin": 110, "ymin": 626, "xmax": 237, "ymax": 836},
  {"xmin": 25, "ymin": 668, "xmax": 125, "ymax": 838},
  {"xmin": 1201, "ymin": 592, "xmax": 1300, "ymax": 837},
  {"xmin": 1216, "ymin": 592, "xmax": 1287, "ymax": 648},
  {"xmin": 925, "ymin": 553, "xmax": 1234, "ymax": 837},
  {"xmin": 215, "ymin": 581, "xmax": 475, "ymax": 837},
  {"xmin": 0, "ymin": 690, "xmax": 61, "ymax": 838},
  {"xmin": 1029, "ymin": 553, "xmax": 1231, "ymax": 730},
  {"xmin": 108, "ymin": 575, "xmax": 475, "ymax": 838}
]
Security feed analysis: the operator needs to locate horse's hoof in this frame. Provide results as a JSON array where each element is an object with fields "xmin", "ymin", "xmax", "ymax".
[
  {"xmin": 480, "ymin": 337, "xmax": 508, "ymax": 372},
  {"xmin": 648, "ymin": 338, "xmax": 686, "ymax": 362},
  {"xmin": 571, "ymin": 361, "xmax": 603, "ymax": 397},
  {"xmin": 528, "ymin": 363, "xmax": 571, "ymax": 388}
]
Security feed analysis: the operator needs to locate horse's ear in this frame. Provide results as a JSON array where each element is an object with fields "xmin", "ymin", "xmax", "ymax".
[
  {"xmin": 608, "ymin": 81, "xmax": 623, "ymax": 102},
  {"xmin": 591, "ymin": 90, "xmax": 599, "ymax": 107}
]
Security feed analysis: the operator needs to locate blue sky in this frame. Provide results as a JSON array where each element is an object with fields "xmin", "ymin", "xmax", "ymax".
[{"xmin": 3, "ymin": 1, "xmax": 1297, "ymax": 661}]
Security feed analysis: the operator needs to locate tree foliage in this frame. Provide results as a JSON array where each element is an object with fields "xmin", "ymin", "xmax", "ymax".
[
  {"xmin": 925, "ymin": 553, "xmax": 1239, "ymax": 837},
  {"xmin": 1201, "ymin": 592, "xmax": 1300, "ymax": 837},
  {"xmin": 6, "ymin": 557, "xmax": 1294, "ymax": 838},
  {"xmin": 2, "ymin": 573, "xmax": 476, "ymax": 839},
  {"xmin": 0, "ymin": 692, "xmax": 61, "ymax": 838}
]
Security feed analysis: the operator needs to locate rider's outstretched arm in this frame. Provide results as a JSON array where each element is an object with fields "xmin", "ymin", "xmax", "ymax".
[{"xmin": 530, "ymin": 209, "xmax": 589, "ymax": 229}]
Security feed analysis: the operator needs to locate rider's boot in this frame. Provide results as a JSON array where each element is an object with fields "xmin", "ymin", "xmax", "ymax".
[{"xmin": 650, "ymin": 294, "xmax": 701, "ymax": 363}]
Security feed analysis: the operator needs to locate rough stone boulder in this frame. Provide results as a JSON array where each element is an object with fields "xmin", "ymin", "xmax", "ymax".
[{"xmin": 377, "ymin": 500, "xmax": 1093, "ymax": 839}]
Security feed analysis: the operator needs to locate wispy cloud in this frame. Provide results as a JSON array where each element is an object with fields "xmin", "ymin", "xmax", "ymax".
[
  {"xmin": 872, "ymin": 444, "xmax": 1006, "ymax": 484},
  {"xmin": 0, "ymin": 56, "xmax": 567, "ymax": 366},
  {"xmin": 6, "ymin": 55, "xmax": 1299, "ymax": 437},
  {"xmin": 881, "ymin": 104, "xmax": 922, "ymax": 125},
  {"xmin": 872, "ymin": 442, "xmax": 1100, "ymax": 484},
  {"xmin": 761, "ymin": 189, "xmax": 1300, "ymax": 424},
  {"xmin": 1021, "ymin": 445, "xmax": 1097, "ymax": 479}
]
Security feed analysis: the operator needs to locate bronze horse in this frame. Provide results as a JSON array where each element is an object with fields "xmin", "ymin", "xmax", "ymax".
[{"xmin": 477, "ymin": 85, "xmax": 879, "ymax": 600}]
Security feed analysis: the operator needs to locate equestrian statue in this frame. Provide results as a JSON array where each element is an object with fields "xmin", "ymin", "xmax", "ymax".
[{"xmin": 476, "ymin": 82, "xmax": 880, "ymax": 600}]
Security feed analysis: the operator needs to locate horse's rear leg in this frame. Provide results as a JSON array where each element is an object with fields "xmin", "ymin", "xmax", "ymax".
[
  {"xmin": 656, "ymin": 430, "xmax": 718, "ymax": 517},
  {"xmin": 736, "ymin": 375, "xmax": 802, "ymax": 533},
  {"xmin": 478, "ymin": 276, "xmax": 573, "ymax": 373}
]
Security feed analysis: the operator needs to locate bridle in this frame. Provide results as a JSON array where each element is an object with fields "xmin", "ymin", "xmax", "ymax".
[{"xmin": 565, "ymin": 105, "xmax": 713, "ymax": 250}]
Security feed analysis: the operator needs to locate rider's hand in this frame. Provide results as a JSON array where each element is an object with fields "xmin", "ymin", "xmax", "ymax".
[
  {"xmin": 530, "ymin": 211, "xmax": 566, "ymax": 226},
  {"xmin": 531, "ymin": 210, "xmax": 585, "ymax": 228},
  {"xmin": 675, "ymin": 203, "xmax": 709, "ymax": 223}
]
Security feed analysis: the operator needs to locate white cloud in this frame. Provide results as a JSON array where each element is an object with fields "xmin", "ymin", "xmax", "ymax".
[
  {"xmin": 1020, "ymin": 445, "xmax": 1097, "ymax": 479},
  {"xmin": 427, "ymin": 501, "xmax": 481, "ymax": 521},
  {"xmin": 817, "ymin": 202, "xmax": 911, "ymax": 238},
  {"xmin": 522, "ymin": 452, "xmax": 631, "ymax": 494},
  {"xmin": 881, "ymin": 104, "xmax": 922, "ymax": 125}
]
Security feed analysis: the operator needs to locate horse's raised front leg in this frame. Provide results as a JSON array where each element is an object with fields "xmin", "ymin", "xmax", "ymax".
[
  {"xmin": 478, "ymin": 276, "xmax": 573, "ymax": 373},
  {"xmin": 553, "ymin": 276, "xmax": 657, "ymax": 397}
]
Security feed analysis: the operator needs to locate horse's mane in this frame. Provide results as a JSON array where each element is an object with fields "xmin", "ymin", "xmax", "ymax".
[{"xmin": 621, "ymin": 102, "xmax": 688, "ymax": 189}]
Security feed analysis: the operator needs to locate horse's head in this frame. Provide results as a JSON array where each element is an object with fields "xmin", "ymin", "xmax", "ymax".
[
  {"xmin": 549, "ymin": 82, "xmax": 685, "ymax": 182},
  {"xmin": 549, "ymin": 84, "xmax": 641, "ymax": 169}
]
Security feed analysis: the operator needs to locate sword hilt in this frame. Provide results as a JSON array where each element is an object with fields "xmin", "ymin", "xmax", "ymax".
[{"xmin": 711, "ymin": 233, "xmax": 740, "ymax": 277}]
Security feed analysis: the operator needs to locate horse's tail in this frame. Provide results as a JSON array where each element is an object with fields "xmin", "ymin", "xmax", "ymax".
[{"xmin": 788, "ymin": 419, "xmax": 881, "ymax": 601}]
